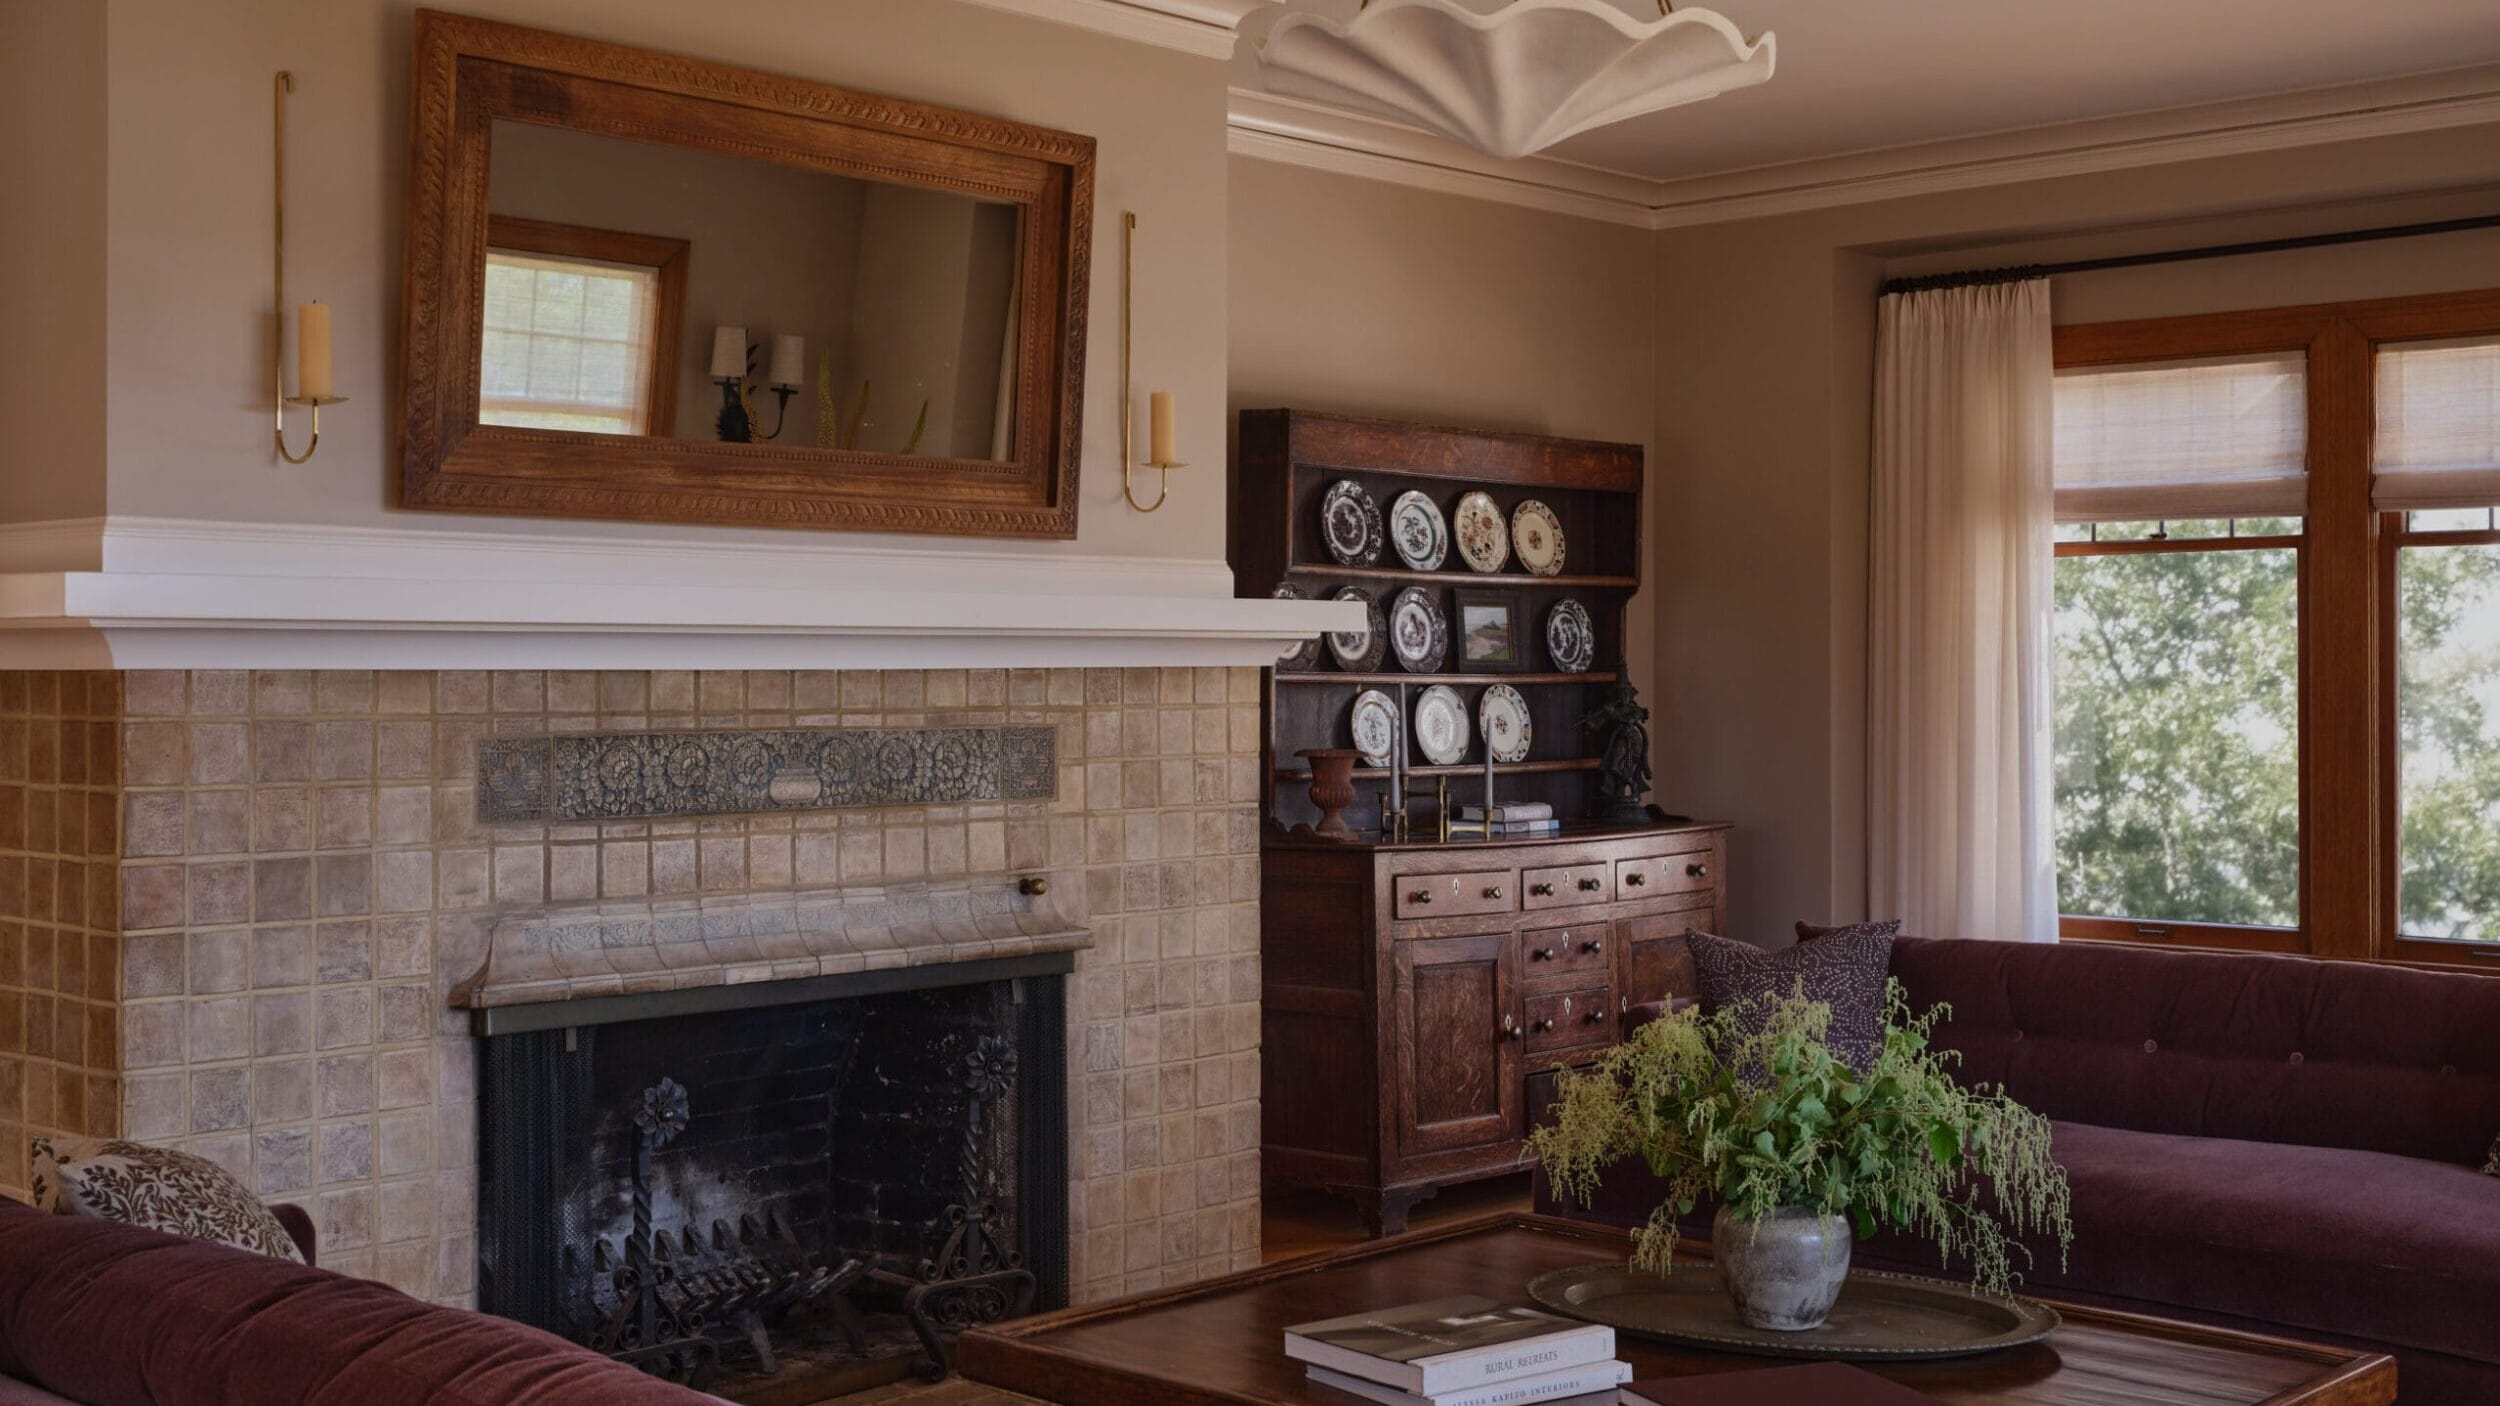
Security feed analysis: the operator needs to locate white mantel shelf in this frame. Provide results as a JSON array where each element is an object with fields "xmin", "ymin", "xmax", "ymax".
[{"xmin": 0, "ymin": 518, "xmax": 1356, "ymax": 671}]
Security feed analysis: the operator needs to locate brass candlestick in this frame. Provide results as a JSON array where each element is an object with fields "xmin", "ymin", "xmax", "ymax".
[{"xmin": 272, "ymin": 71, "xmax": 346, "ymax": 464}]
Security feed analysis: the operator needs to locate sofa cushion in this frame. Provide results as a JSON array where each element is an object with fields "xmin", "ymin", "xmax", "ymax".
[
  {"xmin": 29, "ymin": 1138, "xmax": 302, "ymax": 1263},
  {"xmin": 2025, "ymin": 1121, "xmax": 2500, "ymax": 1370},
  {"xmin": 1689, "ymin": 928, "xmax": 1893, "ymax": 1069},
  {"xmin": 0, "ymin": 1200, "xmax": 714, "ymax": 1406},
  {"xmin": 1889, "ymin": 936, "xmax": 2500, "ymax": 1167}
]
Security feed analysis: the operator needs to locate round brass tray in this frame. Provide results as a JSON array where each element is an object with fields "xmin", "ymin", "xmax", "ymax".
[{"xmin": 1526, "ymin": 1262, "xmax": 2061, "ymax": 1361}]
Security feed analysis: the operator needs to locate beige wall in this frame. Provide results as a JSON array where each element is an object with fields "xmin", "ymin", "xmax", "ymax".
[
  {"xmin": 93, "ymin": 0, "xmax": 1232, "ymax": 563},
  {"xmin": 0, "ymin": 1, "xmax": 109, "ymax": 528},
  {"xmin": 1226, "ymin": 157, "xmax": 1660, "ymax": 700},
  {"xmin": 1652, "ymin": 122, "xmax": 2500, "ymax": 944}
]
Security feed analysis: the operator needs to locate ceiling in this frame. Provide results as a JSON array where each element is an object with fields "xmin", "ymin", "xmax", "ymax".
[{"xmin": 1234, "ymin": 0, "xmax": 2500, "ymax": 182}]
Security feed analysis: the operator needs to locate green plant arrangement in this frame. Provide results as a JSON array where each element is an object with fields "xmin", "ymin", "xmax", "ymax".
[{"xmin": 1531, "ymin": 983, "xmax": 2073, "ymax": 1300}]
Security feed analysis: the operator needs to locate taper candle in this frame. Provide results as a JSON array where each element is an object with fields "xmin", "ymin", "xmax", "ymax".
[
  {"xmin": 296, "ymin": 301, "xmax": 334, "ymax": 401},
  {"xmin": 1149, "ymin": 390, "xmax": 1177, "ymax": 466},
  {"xmin": 709, "ymin": 326, "xmax": 748, "ymax": 381},
  {"xmin": 767, "ymin": 333, "xmax": 805, "ymax": 389}
]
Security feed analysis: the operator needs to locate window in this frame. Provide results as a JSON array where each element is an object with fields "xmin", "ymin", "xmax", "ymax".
[
  {"xmin": 2051, "ymin": 358, "xmax": 2307, "ymax": 940},
  {"xmin": 477, "ymin": 217, "xmax": 687, "ymax": 437},
  {"xmin": 2052, "ymin": 289, "xmax": 2500, "ymax": 964},
  {"xmin": 2379, "ymin": 339, "xmax": 2500, "ymax": 948}
]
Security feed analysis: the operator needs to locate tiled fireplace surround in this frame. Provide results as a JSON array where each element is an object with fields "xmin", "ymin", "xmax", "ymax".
[{"xmin": 0, "ymin": 666, "xmax": 1266, "ymax": 1308}]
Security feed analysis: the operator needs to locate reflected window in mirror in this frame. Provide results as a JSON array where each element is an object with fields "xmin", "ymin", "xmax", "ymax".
[{"xmin": 480, "ymin": 218, "xmax": 687, "ymax": 437}]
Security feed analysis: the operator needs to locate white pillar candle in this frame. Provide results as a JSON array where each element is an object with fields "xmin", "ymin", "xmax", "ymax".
[
  {"xmin": 767, "ymin": 333, "xmax": 805, "ymax": 389},
  {"xmin": 296, "ymin": 301, "xmax": 334, "ymax": 401},
  {"xmin": 709, "ymin": 326, "xmax": 748, "ymax": 381},
  {"xmin": 1149, "ymin": 390, "xmax": 1177, "ymax": 466}
]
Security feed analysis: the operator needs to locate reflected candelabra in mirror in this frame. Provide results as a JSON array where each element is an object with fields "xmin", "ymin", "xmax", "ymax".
[{"xmin": 398, "ymin": 10, "xmax": 1092, "ymax": 538}]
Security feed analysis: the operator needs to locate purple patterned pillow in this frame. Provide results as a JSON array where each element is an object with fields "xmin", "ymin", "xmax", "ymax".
[
  {"xmin": 1688, "ymin": 927, "xmax": 1895, "ymax": 1072},
  {"xmin": 1796, "ymin": 918, "xmax": 1904, "ymax": 945},
  {"xmin": 2485, "ymin": 1135, "xmax": 2498, "ymax": 1179}
]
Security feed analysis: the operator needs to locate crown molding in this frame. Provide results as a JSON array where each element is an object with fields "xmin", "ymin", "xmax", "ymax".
[
  {"xmin": 0, "ymin": 516, "xmax": 1355, "ymax": 670},
  {"xmin": 1228, "ymin": 61, "xmax": 2500, "ymax": 230},
  {"xmin": 954, "ymin": 0, "xmax": 1274, "ymax": 60}
]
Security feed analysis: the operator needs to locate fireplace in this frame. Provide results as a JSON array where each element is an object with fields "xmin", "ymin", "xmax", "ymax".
[{"xmin": 464, "ymin": 875, "xmax": 1083, "ymax": 1399}]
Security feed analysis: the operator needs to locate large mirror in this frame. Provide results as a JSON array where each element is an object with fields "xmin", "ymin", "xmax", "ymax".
[{"xmin": 399, "ymin": 11, "xmax": 1092, "ymax": 537}]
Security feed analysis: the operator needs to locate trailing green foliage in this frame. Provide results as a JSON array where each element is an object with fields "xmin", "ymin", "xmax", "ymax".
[{"xmin": 1530, "ymin": 984, "xmax": 2072, "ymax": 1299}]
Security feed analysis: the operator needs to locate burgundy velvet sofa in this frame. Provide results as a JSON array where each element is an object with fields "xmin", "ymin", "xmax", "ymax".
[
  {"xmin": 1536, "ymin": 936, "xmax": 2500, "ymax": 1405},
  {"xmin": 0, "ymin": 1198, "xmax": 718, "ymax": 1406}
]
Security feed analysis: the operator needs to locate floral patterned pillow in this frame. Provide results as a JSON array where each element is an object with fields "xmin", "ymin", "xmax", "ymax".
[{"xmin": 29, "ymin": 1136, "xmax": 304, "ymax": 1262}]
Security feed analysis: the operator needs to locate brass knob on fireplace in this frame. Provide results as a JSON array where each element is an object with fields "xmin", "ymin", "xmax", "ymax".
[{"xmin": 1020, "ymin": 875, "xmax": 1051, "ymax": 897}]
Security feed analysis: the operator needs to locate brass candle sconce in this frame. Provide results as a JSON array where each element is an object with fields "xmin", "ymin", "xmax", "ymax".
[
  {"xmin": 272, "ymin": 72, "xmax": 346, "ymax": 464},
  {"xmin": 1120, "ymin": 211, "xmax": 1187, "ymax": 512}
]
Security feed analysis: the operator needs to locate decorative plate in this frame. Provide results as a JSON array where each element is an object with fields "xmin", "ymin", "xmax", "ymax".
[
  {"xmin": 1545, "ymin": 597, "xmax": 1596, "ymax": 673},
  {"xmin": 1478, "ymin": 684, "xmax": 1532, "ymax": 763},
  {"xmin": 1388, "ymin": 586, "xmax": 1448, "ymax": 674},
  {"xmin": 1327, "ymin": 587, "xmax": 1387, "ymax": 672},
  {"xmin": 1273, "ymin": 583, "xmax": 1321, "ymax": 671},
  {"xmin": 1413, "ymin": 685, "xmax": 1471, "ymax": 766},
  {"xmin": 1525, "ymin": 1263, "xmax": 2061, "ymax": 1363},
  {"xmin": 1453, "ymin": 491, "xmax": 1510, "ymax": 574},
  {"xmin": 1320, "ymin": 480, "xmax": 1385, "ymax": 567},
  {"xmin": 1349, "ymin": 690, "xmax": 1399, "ymax": 769},
  {"xmin": 1512, "ymin": 500, "xmax": 1566, "ymax": 576},
  {"xmin": 1389, "ymin": 491, "xmax": 1450, "ymax": 572}
]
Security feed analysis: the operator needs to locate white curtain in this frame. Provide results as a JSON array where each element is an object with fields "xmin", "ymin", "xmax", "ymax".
[{"xmin": 1868, "ymin": 280, "xmax": 2057, "ymax": 942}]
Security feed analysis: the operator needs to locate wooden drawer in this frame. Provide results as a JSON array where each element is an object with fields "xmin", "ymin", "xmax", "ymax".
[
  {"xmin": 1520, "ymin": 922, "xmax": 1611, "ymax": 982},
  {"xmin": 1617, "ymin": 846, "xmax": 1720, "ymax": 900},
  {"xmin": 1522, "ymin": 862, "xmax": 1613, "ymax": 911},
  {"xmin": 1524, "ymin": 984, "xmax": 1614, "ymax": 1055},
  {"xmin": 1392, "ymin": 868, "xmax": 1516, "ymax": 920}
]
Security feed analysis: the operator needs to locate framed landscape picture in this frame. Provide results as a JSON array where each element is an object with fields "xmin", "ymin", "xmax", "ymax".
[{"xmin": 1453, "ymin": 587, "xmax": 1529, "ymax": 673}]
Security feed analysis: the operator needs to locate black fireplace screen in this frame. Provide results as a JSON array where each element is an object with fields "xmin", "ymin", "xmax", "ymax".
[{"xmin": 476, "ymin": 960, "xmax": 1068, "ymax": 1392}]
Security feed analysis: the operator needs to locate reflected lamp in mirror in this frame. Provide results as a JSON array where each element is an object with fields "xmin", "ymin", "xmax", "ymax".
[{"xmin": 398, "ymin": 10, "xmax": 1093, "ymax": 538}]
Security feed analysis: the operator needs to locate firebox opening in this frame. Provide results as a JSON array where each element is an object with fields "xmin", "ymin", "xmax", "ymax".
[{"xmin": 477, "ymin": 956, "xmax": 1069, "ymax": 1401}]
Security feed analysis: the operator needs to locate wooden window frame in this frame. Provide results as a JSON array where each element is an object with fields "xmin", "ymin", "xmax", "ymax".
[
  {"xmin": 483, "ymin": 215, "xmax": 690, "ymax": 438},
  {"xmin": 2055, "ymin": 286, "xmax": 2500, "ymax": 967}
]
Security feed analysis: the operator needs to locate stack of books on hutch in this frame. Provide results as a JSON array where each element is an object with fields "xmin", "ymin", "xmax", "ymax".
[
  {"xmin": 1456, "ymin": 802, "xmax": 1561, "ymax": 837},
  {"xmin": 1284, "ymin": 1296, "xmax": 1629, "ymax": 1406}
]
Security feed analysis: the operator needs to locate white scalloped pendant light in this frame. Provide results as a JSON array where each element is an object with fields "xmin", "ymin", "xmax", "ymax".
[{"xmin": 1256, "ymin": 0, "xmax": 1775, "ymax": 160}]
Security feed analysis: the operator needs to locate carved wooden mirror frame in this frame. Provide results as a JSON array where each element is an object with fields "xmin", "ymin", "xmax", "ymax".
[{"xmin": 398, "ymin": 10, "xmax": 1094, "ymax": 538}]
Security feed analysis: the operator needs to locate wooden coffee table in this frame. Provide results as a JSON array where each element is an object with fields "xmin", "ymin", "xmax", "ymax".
[{"xmin": 957, "ymin": 1215, "xmax": 2393, "ymax": 1406}]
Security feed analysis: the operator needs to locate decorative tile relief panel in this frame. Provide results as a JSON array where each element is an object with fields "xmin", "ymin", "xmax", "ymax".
[
  {"xmin": 43, "ymin": 667, "xmax": 1262, "ymax": 1309},
  {"xmin": 478, "ymin": 725, "xmax": 1059, "ymax": 824}
]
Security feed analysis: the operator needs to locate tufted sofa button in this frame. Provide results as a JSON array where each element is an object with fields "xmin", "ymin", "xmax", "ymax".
[
  {"xmin": 2442, "ymin": 1064, "xmax": 2458, "ymax": 1077},
  {"xmin": 2142, "ymin": 1039, "xmax": 2159, "ymax": 1055},
  {"xmin": 2288, "ymin": 1051, "xmax": 2304, "ymax": 1065},
  {"xmin": 2008, "ymin": 1029, "xmax": 2024, "ymax": 1043}
]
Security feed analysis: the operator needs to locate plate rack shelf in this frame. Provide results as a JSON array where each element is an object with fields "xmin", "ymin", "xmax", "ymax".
[{"xmin": 1231, "ymin": 409, "xmax": 1647, "ymax": 834}]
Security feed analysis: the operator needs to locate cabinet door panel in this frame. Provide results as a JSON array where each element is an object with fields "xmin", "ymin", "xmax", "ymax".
[
  {"xmin": 1617, "ymin": 909, "xmax": 1711, "ymax": 1011},
  {"xmin": 1392, "ymin": 932, "xmax": 1521, "ymax": 1158}
]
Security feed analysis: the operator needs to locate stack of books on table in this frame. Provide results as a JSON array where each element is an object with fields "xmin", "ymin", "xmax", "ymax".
[
  {"xmin": 1284, "ymin": 1296, "xmax": 1631, "ymax": 1406},
  {"xmin": 1456, "ymin": 803, "xmax": 1561, "ymax": 838}
]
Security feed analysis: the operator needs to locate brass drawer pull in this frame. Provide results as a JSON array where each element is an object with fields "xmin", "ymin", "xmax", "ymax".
[
  {"xmin": 1623, "ymin": 871, "xmax": 1647, "ymax": 888},
  {"xmin": 1583, "ymin": 1008, "xmax": 1608, "ymax": 1025},
  {"xmin": 1533, "ymin": 945, "xmax": 1557, "ymax": 961},
  {"xmin": 1577, "ymin": 877, "xmax": 1603, "ymax": 891},
  {"xmin": 1500, "ymin": 1013, "xmax": 1522, "ymax": 1041},
  {"xmin": 1532, "ymin": 1017, "xmax": 1557, "ymax": 1034},
  {"xmin": 1530, "ymin": 882, "xmax": 1555, "ymax": 896},
  {"xmin": 1406, "ymin": 890, "xmax": 1432, "ymax": 905},
  {"xmin": 1581, "ymin": 938, "xmax": 1604, "ymax": 955},
  {"xmin": 1483, "ymin": 885, "xmax": 1504, "ymax": 900},
  {"xmin": 1687, "ymin": 862, "xmax": 1710, "ymax": 879}
]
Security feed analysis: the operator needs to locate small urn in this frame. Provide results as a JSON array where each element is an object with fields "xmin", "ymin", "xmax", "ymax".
[{"xmin": 1297, "ymin": 748, "xmax": 1364, "ymax": 841}]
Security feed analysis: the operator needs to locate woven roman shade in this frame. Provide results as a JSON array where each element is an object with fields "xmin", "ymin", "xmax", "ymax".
[
  {"xmin": 2051, "ymin": 354, "xmax": 2307, "ymax": 523},
  {"xmin": 2374, "ymin": 338, "xmax": 2500, "ymax": 512}
]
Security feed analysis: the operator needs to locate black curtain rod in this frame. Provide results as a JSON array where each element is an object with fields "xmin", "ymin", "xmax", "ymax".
[{"xmin": 1880, "ymin": 211, "xmax": 2500, "ymax": 297}]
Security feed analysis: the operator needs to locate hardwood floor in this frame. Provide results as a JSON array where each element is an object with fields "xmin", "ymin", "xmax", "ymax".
[{"xmin": 827, "ymin": 1174, "xmax": 1535, "ymax": 1403}]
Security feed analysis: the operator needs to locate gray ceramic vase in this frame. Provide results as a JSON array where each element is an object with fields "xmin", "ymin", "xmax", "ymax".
[{"xmin": 1711, "ymin": 1204, "xmax": 1852, "ymax": 1332}]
